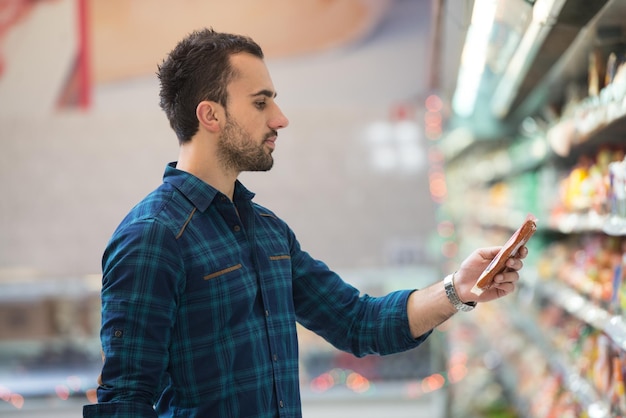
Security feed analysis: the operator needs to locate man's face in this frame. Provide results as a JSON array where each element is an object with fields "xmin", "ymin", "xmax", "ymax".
[
  {"xmin": 217, "ymin": 53, "xmax": 289, "ymax": 173},
  {"xmin": 217, "ymin": 112, "xmax": 274, "ymax": 172}
]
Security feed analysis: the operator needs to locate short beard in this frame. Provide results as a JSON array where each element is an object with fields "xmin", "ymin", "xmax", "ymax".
[{"xmin": 217, "ymin": 117, "xmax": 274, "ymax": 173}]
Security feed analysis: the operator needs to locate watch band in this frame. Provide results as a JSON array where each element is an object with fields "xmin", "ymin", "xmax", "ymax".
[{"xmin": 444, "ymin": 272, "xmax": 477, "ymax": 312}]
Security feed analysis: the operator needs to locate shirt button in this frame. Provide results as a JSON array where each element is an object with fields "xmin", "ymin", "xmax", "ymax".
[
  {"xmin": 265, "ymin": 310, "xmax": 270, "ymax": 317},
  {"xmin": 273, "ymin": 354, "xmax": 278, "ymax": 362},
  {"xmin": 279, "ymin": 400, "xmax": 284, "ymax": 408},
  {"xmin": 233, "ymin": 225, "xmax": 241, "ymax": 232}
]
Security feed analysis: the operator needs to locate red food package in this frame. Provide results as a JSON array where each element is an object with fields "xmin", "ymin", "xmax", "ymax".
[{"xmin": 471, "ymin": 214, "xmax": 538, "ymax": 296}]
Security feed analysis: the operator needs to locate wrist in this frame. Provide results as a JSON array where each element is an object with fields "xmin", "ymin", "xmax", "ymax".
[{"xmin": 444, "ymin": 272, "xmax": 477, "ymax": 312}]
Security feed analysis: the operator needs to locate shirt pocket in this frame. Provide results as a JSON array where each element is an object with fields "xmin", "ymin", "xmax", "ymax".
[
  {"xmin": 185, "ymin": 262, "xmax": 257, "ymax": 335},
  {"xmin": 203, "ymin": 263, "xmax": 243, "ymax": 280},
  {"xmin": 196, "ymin": 262, "xmax": 253, "ymax": 303},
  {"xmin": 264, "ymin": 253, "xmax": 292, "ymax": 285},
  {"xmin": 268, "ymin": 254, "xmax": 291, "ymax": 262},
  {"xmin": 264, "ymin": 254, "xmax": 295, "ymax": 314},
  {"xmin": 199, "ymin": 261, "xmax": 257, "ymax": 307}
]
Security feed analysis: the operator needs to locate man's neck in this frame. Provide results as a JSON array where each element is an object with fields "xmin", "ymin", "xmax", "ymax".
[{"xmin": 176, "ymin": 145, "xmax": 238, "ymax": 201}]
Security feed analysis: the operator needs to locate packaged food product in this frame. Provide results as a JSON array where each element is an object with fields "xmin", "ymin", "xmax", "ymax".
[{"xmin": 471, "ymin": 214, "xmax": 538, "ymax": 295}]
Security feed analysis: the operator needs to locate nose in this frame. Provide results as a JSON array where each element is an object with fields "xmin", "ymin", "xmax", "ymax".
[{"xmin": 270, "ymin": 105, "xmax": 289, "ymax": 130}]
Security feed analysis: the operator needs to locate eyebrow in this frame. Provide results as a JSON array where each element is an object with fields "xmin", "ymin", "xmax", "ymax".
[{"xmin": 250, "ymin": 89, "xmax": 277, "ymax": 99}]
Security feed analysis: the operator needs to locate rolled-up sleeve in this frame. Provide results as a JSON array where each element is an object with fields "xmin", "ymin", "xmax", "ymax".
[
  {"xmin": 83, "ymin": 219, "xmax": 184, "ymax": 418},
  {"xmin": 83, "ymin": 400, "xmax": 159, "ymax": 418}
]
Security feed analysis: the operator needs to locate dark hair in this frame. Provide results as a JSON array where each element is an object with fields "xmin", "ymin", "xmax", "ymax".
[{"xmin": 157, "ymin": 28, "xmax": 264, "ymax": 143}]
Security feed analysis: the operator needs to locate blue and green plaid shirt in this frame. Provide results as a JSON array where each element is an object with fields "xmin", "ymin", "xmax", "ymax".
[{"xmin": 83, "ymin": 162, "xmax": 429, "ymax": 418}]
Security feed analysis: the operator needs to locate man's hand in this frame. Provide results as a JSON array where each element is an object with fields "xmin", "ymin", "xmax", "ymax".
[
  {"xmin": 454, "ymin": 246, "xmax": 528, "ymax": 304},
  {"xmin": 406, "ymin": 245, "xmax": 529, "ymax": 339}
]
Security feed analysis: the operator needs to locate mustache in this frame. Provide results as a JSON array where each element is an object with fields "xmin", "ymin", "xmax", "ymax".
[{"xmin": 264, "ymin": 130, "xmax": 278, "ymax": 140}]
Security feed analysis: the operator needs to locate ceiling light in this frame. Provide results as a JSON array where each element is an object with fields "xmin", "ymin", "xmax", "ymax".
[
  {"xmin": 490, "ymin": 0, "xmax": 567, "ymax": 117},
  {"xmin": 451, "ymin": 0, "xmax": 498, "ymax": 117}
]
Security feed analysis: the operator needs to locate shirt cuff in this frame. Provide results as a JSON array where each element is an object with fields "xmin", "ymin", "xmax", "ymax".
[{"xmin": 83, "ymin": 401, "xmax": 157, "ymax": 418}]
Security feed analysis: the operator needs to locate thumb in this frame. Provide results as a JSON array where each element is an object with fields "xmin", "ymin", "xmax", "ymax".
[{"xmin": 476, "ymin": 246, "xmax": 502, "ymax": 261}]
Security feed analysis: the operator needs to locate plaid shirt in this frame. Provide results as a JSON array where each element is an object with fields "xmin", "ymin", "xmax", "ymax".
[{"xmin": 83, "ymin": 163, "xmax": 429, "ymax": 418}]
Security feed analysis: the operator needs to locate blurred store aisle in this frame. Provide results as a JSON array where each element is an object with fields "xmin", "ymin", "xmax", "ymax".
[
  {"xmin": 302, "ymin": 387, "xmax": 447, "ymax": 418},
  {"xmin": 1, "ymin": 387, "xmax": 446, "ymax": 417},
  {"xmin": 0, "ymin": 397, "xmax": 444, "ymax": 418}
]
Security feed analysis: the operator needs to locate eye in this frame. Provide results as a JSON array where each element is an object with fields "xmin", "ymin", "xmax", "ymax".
[{"xmin": 255, "ymin": 101, "xmax": 267, "ymax": 110}]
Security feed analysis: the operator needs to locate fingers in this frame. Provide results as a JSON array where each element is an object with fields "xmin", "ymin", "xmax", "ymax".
[
  {"xmin": 491, "ymin": 271, "xmax": 518, "ymax": 298},
  {"xmin": 492, "ymin": 281, "xmax": 516, "ymax": 296},
  {"xmin": 505, "ymin": 256, "xmax": 524, "ymax": 271},
  {"xmin": 494, "ymin": 270, "xmax": 520, "ymax": 285},
  {"xmin": 471, "ymin": 245, "xmax": 528, "ymax": 302}
]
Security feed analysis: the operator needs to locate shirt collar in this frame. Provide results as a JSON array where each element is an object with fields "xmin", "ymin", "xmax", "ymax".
[{"xmin": 163, "ymin": 162, "xmax": 255, "ymax": 212}]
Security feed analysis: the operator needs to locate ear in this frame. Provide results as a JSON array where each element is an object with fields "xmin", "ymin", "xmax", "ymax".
[{"xmin": 196, "ymin": 101, "xmax": 221, "ymax": 133}]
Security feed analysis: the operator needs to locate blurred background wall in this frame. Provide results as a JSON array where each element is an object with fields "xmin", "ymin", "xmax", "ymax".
[{"xmin": 0, "ymin": 0, "xmax": 437, "ymax": 280}]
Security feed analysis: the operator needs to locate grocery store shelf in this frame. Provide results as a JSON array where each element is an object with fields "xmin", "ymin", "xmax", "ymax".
[
  {"xmin": 454, "ymin": 206, "xmax": 626, "ymax": 237},
  {"xmin": 538, "ymin": 280, "xmax": 626, "ymax": 351},
  {"xmin": 511, "ymin": 312, "xmax": 611, "ymax": 417},
  {"xmin": 549, "ymin": 101, "xmax": 626, "ymax": 162}
]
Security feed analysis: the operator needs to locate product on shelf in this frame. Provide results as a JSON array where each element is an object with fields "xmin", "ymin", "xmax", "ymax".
[
  {"xmin": 537, "ymin": 234, "xmax": 625, "ymax": 309},
  {"xmin": 532, "ymin": 291, "xmax": 626, "ymax": 414},
  {"xmin": 610, "ymin": 353, "xmax": 626, "ymax": 415},
  {"xmin": 589, "ymin": 48, "xmax": 606, "ymax": 98},
  {"xmin": 557, "ymin": 149, "xmax": 624, "ymax": 217},
  {"xmin": 605, "ymin": 158, "xmax": 626, "ymax": 236}
]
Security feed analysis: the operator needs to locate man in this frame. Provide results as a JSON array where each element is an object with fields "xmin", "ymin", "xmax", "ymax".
[{"xmin": 83, "ymin": 28, "xmax": 526, "ymax": 418}]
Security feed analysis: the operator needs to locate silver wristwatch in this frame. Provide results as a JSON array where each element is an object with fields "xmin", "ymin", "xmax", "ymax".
[{"xmin": 444, "ymin": 273, "xmax": 477, "ymax": 312}]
